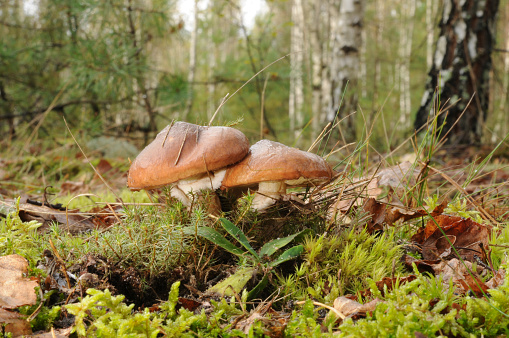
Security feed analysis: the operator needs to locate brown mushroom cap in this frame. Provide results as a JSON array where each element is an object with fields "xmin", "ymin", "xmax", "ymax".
[
  {"xmin": 127, "ymin": 122, "xmax": 250, "ymax": 190},
  {"xmin": 221, "ymin": 139, "xmax": 333, "ymax": 188}
]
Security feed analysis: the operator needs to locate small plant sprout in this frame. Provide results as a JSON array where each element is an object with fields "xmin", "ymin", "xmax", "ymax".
[{"xmin": 185, "ymin": 218, "xmax": 310, "ymax": 299}]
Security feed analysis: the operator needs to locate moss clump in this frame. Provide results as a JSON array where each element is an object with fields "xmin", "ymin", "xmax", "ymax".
[
  {"xmin": 338, "ymin": 265, "xmax": 509, "ymax": 337},
  {"xmin": 279, "ymin": 226, "xmax": 404, "ymax": 304}
]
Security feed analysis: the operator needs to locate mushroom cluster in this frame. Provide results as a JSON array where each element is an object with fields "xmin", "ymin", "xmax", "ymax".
[{"xmin": 127, "ymin": 122, "xmax": 333, "ymax": 212}]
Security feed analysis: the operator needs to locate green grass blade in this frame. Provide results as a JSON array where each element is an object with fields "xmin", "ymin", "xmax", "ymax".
[
  {"xmin": 269, "ymin": 245, "xmax": 303, "ymax": 268},
  {"xmin": 259, "ymin": 229, "xmax": 311, "ymax": 258},
  {"xmin": 247, "ymin": 274, "xmax": 269, "ymax": 301},
  {"xmin": 183, "ymin": 225, "xmax": 245, "ymax": 257},
  {"xmin": 220, "ymin": 218, "xmax": 259, "ymax": 260}
]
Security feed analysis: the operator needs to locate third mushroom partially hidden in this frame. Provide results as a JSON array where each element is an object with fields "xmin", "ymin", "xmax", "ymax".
[{"xmin": 221, "ymin": 140, "xmax": 333, "ymax": 211}]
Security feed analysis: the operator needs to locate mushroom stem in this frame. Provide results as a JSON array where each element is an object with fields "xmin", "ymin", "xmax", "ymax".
[
  {"xmin": 170, "ymin": 185, "xmax": 191, "ymax": 206},
  {"xmin": 251, "ymin": 181, "xmax": 287, "ymax": 211},
  {"xmin": 170, "ymin": 169, "xmax": 227, "ymax": 207}
]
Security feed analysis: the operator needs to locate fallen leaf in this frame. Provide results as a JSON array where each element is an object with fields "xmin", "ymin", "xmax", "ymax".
[
  {"xmin": 333, "ymin": 297, "xmax": 382, "ymax": 318},
  {"xmin": 0, "ymin": 254, "xmax": 38, "ymax": 309},
  {"xmin": 459, "ymin": 273, "xmax": 489, "ymax": 297},
  {"xmin": 0, "ymin": 308, "xmax": 32, "ymax": 337},
  {"xmin": 30, "ymin": 327, "xmax": 73, "ymax": 337},
  {"xmin": 412, "ymin": 215, "xmax": 491, "ymax": 262},
  {"xmin": 96, "ymin": 159, "xmax": 113, "ymax": 175},
  {"xmin": 376, "ymin": 161, "xmax": 420, "ymax": 199},
  {"xmin": 486, "ymin": 268, "xmax": 506, "ymax": 289}
]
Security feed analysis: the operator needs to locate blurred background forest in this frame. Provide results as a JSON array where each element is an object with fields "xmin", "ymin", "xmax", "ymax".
[{"xmin": 1, "ymin": 0, "xmax": 508, "ymax": 155}]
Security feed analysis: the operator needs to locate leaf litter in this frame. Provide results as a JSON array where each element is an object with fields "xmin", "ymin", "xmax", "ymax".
[{"xmin": 1, "ymin": 149, "xmax": 509, "ymax": 336}]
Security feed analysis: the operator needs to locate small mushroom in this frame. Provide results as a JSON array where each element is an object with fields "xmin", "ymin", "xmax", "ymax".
[
  {"xmin": 221, "ymin": 139, "xmax": 333, "ymax": 211},
  {"xmin": 127, "ymin": 122, "xmax": 250, "ymax": 206}
]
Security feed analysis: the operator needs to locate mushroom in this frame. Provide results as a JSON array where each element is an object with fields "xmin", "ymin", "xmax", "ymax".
[
  {"xmin": 221, "ymin": 139, "xmax": 333, "ymax": 211},
  {"xmin": 127, "ymin": 121, "xmax": 250, "ymax": 206}
]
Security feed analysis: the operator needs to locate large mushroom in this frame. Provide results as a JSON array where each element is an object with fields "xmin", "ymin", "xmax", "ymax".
[
  {"xmin": 221, "ymin": 139, "xmax": 333, "ymax": 211},
  {"xmin": 127, "ymin": 121, "xmax": 250, "ymax": 206}
]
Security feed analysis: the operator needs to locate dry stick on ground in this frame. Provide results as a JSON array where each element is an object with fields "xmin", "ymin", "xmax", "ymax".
[
  {"xmin": 48, "ymin": 238, "xmax": 72, "ymax": 289},
  {"xmin": 295, "ymin": 300, "xmax": 346, "ymax": 320}
]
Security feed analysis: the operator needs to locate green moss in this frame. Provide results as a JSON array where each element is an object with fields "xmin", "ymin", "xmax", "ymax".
[
  {"xmin": 278, "ymin": 226, "xmax": 404, "ymax": 304},
  {"xmin": 0, "ymin": 197, "xmax": 43, "ymax": 266},
  {"xmin": 338, "ymin": 265, "xmax": 509, "ymax": 337}
]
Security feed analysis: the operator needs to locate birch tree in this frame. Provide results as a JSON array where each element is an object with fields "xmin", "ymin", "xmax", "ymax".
[
  {"xmin": 397, "ymin": 0, "xmax": 416, "ymax": 131},
  {"xmin": 289, "ymin": 0, "xmax": 305, "ymax": 142},
  {"xmin": 309, "ymin": 0, "xmax": 323, "ymax": 141},
  {"xmin": 328, "ymin": 0, "xmax": 365, "ymax": 142},
  {"xmin": 414, "ymin": 0, "xmax": 500, "ymax": 144},
  {"xmin": 183, "ymin": 0, "xmax": 199, "ymax": 119}
]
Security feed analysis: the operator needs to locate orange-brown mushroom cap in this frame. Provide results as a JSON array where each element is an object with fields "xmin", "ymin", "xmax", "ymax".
[
  {"xmin": 221, "ymin": 139, "xmax": 333, "ymax": 189},
  {"xmin": 127, "ymin": 122, "xmax": 250, "ymax": 190}
]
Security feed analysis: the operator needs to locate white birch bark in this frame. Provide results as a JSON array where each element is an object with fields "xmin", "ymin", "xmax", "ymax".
[
  {"xmin": 492, "ymin": 4, "xmax": 509, "ymax": 142},
  {"xmin": 328, "ymin": 0, "xmax": 365, "ymax": 141},
  {"xmin": 183, "ymin": 0, "xmax": 199, "ymax": 120},
  {"xmin": 372, "ymin": 0, "xmax": 385, "ymax": 113},
  {"xmin": 207, "ymin": 24, "xmax": 216, "ymax": 121},
  {"xmin": 310, "ymin": 0, "xmax": 323, "ymax": 141},
  {"xmin": 320, "ymin": 0, "xmax": 332, "ymax": 129},
  {"xmin": 398, "ymin": 0, "xmax": 416, "ymax": 131},
  {"xmin": 425, "ymin": 0, "xmax": 438, "ymax": 70},
  {"xmin": 289, "ymin": 0, "xmax": 305, "ymax": 141}
]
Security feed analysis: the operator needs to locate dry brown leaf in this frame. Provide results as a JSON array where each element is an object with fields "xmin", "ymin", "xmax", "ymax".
[
  {"xmin": 376, "ymin": 161, "xmax": 420, "ymax": 199},
  {"xmin": 0, "ymin": 254, "xmax": 38, "ymax": 309},
  {"xmin": 412, "ymin": 215, "xmax": 491, "ymax": 262},
  {"xmin": 333, "ymin": 297, "xmax": 382, "ymax": 318},
  {"xmin": 31, "ymin": 327, "xmax": 73, "ymax": 337},
  {"xmin": 0, "ymin": 308, "xmax": 32, "ymax": 337},
  {"xmin": 486, "ymin": 268, "xmax": 506, "ymax": 289}
]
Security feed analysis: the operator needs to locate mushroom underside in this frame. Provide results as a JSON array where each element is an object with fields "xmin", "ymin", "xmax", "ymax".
[{"xmin": 170, "ymin": 169, "xmax": 226, "ymax": 206}]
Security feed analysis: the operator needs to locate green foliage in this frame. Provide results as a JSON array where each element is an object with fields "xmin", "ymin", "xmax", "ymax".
[
  {"xmin": 49, "ymin": 202, "xmax": 193, "ymax": 280},
  {"xmin": 457, "ymin": 266, "xmax": 509, "ymax": 336},
  {"xmin": 188, "ymin": 218, "xmax": 308, "ymax": 298},
  {"xmin": 444, "ymin": 199, "xmax": 483, "ymax": 223},
  {"xmin": 491, "ymin": 223, "xmax": 509, "ymax": 270},
  {"xmin": 285, "ymin": 300, "xmax": 331, "ymax": 337},
  {"xmin": 66, "ymin": 288, "xmax": 162, "ymax": 337},
  {"xmin": 65, "ymin": 281, "xmax": 247, "ymax": 337},
  {"xmin": 0, "ymin": 197, "xmax": 43, "ymax": 264},
  {"xmin": 338, "ymin": 266, "xmax": 509, "ymax": 337},
  {"xmin": 279, "ymin": 227, "xmax": 403, "ymax": 304},
  {"xmin": 19, "ymin": 299, "xmax": 62, "ymax": 332}
]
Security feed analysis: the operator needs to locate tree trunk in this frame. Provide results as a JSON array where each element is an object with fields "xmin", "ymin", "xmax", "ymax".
[
  {"xmin": 183, "ymin": 0, "xmax": 199, "ymax": 120},
  {"xmin": 414, "ymin": 0, "xmax": 500, "ymax": 145},
  {"xmin": 289, "ymin": 0, "xmax": 305, "ymax": 143},
  {"xmin": 328, "ymin": 0, "xmax": 365, "ymax": 142},
  {"xmin": 310, "ymin": 0, "xmax": 323, "ymax": 142},
  {"xmin": 492, "ymin": 3, "xmax": 509, "ymax": 143},
  {"xmin": 425, "ymin": 0, "xmax": 438, "ymax": 70},
  {"xmin": 397, "ymin": 0, "xmax": 416, "ymax": 131}
]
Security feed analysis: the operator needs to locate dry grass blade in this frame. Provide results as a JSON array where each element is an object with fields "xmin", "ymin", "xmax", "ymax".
[
  {"xmin": 162, "ymin": 119, "xmax": 175, "ymax": 147},
  {"xmin": 63, "ymin": 117, "xmax": 123, "ymax": 205},
  {"xmin": 425, "ymin": 163, "xmax": 496, "ymax": 224},
  {"xmin": 175, "ymin": 126, "xmax": 189, "ymax": 166},
  {"xmin": 295, "ymin": 300, "xmax": 346, "ymax": 320},
  {"xmin": 208, "ymin": 53, "xmax": 291, "ymax": 126}
]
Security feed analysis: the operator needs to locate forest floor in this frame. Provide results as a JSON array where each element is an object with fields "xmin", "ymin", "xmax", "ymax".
[{"xmin": 1, "ymin": 134, "xmax": 509, "ymax": 337}]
